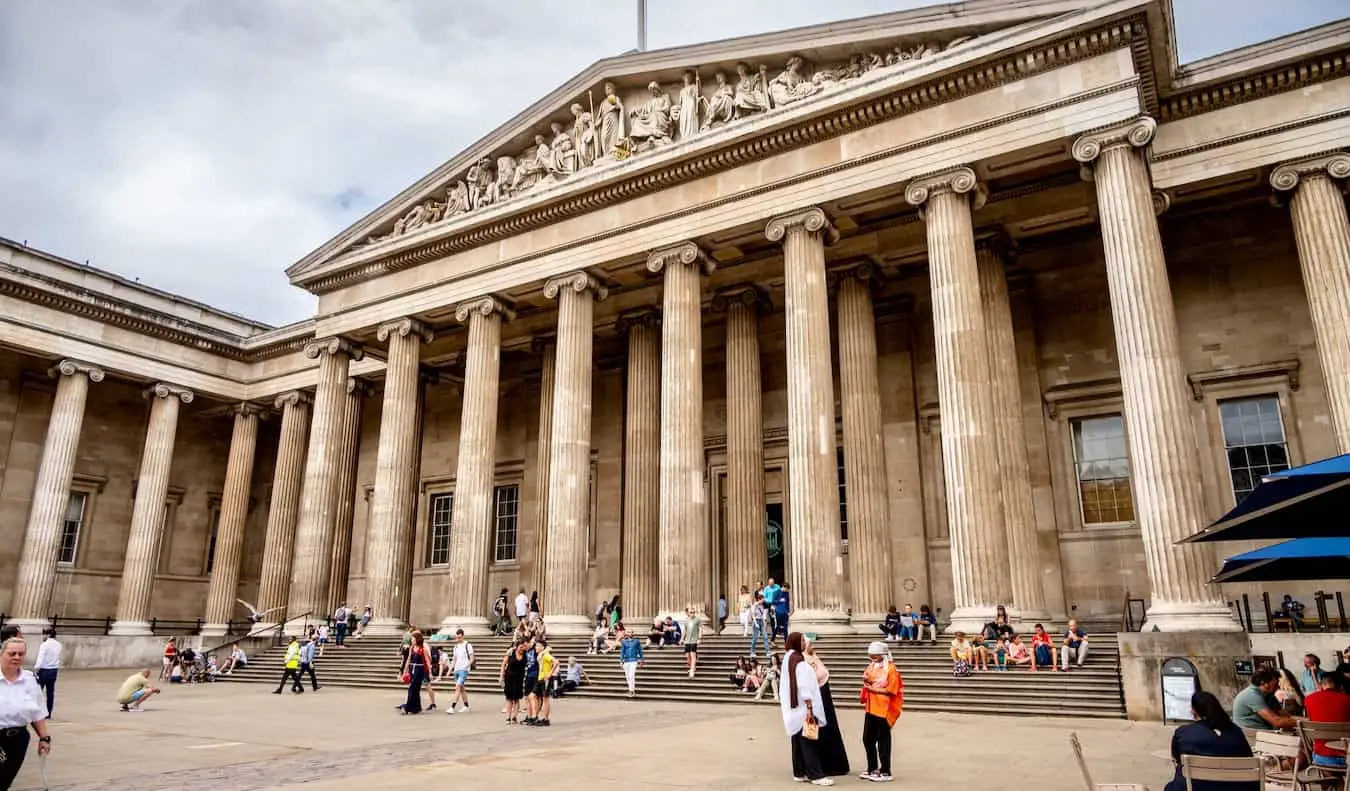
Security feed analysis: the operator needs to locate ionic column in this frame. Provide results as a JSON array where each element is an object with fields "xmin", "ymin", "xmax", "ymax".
[
  {"xmin": 325, "ymin": 378, "xmax": 369, "ymax": 615},
  {"xmin": 442, "ymin": 296, "xmax": 510, "ymax": 635},
  {"xmin": 9, "ymin": 360, "xmax": 104, "ymax": 628},
  {"xmin": 618, "ymin": 309, "xmax": 661, "ymax": 624},
  {"xmin": 365, "ymin": 319, "xmax": 434, "ymax": 634},
  {"xmin": 111, "ymin": 383, "xmax": 193, "ymax": 636},
  {"xmin": 905, "ymin": 168, "xmax": 1011, "ymax": 633},
  {"xmin": 256, "ymin": 391, "xmax": 312, "ymax": 622},
  {"xmin": 530, "ymin": 338, "xmax": 556, "ymax": 595},
  {"xmin": 1073, "ymin": 118, "xmax": 1236, "ymax": 631},
  {"xmin": 650, "ymin": 242, "xmax": 714, "ymax": 618},
  {"xmin": 541, "ymin": 271, "xmax": 606, "ymax": 634},
  {"xmin": 287, "ymin": 338, "xmax": 362, "ymax": 627},
  {"xmin": 714, "ymin": 286, "xmax": 768, "ymax": 602},
  {"xmin": 201, "ymin": 403, "xmax": 265, "ymax": 636},
  {"xmin": 834, "ymin": 265, "xmax": 895, "ymax": 627},
  {"xmin": 765, "ymin": 208, "xmax": 850, "ymax": 633},
  {"xmin": 976, "ymin": 237, "xmax": 1049, "ymax": 622},
  {"xmin": 1271, "ymin": 154, "xmax": 1350, "ymax": 452}
]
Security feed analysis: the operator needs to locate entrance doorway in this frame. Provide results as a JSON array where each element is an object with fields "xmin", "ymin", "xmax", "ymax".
[{"xmin": 765, "ymin": 502, "xmax": 786, "ymax": 583}]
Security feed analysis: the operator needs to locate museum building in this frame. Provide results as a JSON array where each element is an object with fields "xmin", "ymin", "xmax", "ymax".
[{"xmin": 1, "ymin": 0, "xmax": 1348, "ymax": 638}]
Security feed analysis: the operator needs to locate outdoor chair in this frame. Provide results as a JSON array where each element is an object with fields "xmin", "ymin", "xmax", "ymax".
[
  {"xmin": 1179, "ymin": 755, "xmax": 1265, "ymax": 790},
  {"xmin": 1253, "ymin": 730, "xmax": 1301, "ymax": 790},
  {"xmin": 1294, "ymin": 721, "xmax": 1350, "ymax": 791},
  {"xmin": 1069, "ymin": 732, "xmax": 1150, "ymax": 791}
]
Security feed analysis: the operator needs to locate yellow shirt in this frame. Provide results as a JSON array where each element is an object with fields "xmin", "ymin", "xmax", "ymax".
[
  {"xmin": 539, "ymin": 649, "xmax": 556, "ymax": 679},
  {"xmin": 117, "ymin": 673, "xmax": 150, "ymax": 704}
]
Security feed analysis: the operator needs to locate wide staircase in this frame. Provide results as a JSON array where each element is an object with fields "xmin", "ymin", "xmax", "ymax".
[{"xmin": 223, "ymin": 629, "xmax": 1126, "ymax": 718}]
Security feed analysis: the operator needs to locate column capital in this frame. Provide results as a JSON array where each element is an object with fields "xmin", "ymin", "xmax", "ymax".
[
  {"xmin": 827, "ymin": 261, "xmax": 884, "ymax": 292},
  {"xmin": 454, "ymin": 295, "xmax": 515, "ymax": 324},
  {"xmin": 615, "ymin": 307, "xmax": 661, "ymax": 335},
  {"xmin": 1270, "ymin": 152, "xmax": 1350, "ymax": 192},
  {"xmin": 50, "ymin": 359, "xmax": 105, "ymax": 383},
  {"xmin": 710, "ymin": 284, "xmax": 770, "ymax": 315},
  {"xmin": 765, "ymin": 207, "xmax": 839, "ymax": 245},
  {"xmin": 146, "ymin": 383, "xmax": 194, "ymax": 404},
  {"xmin": 346, "ymin": 377, "xmax": 374, "ymax": 397},
  {"xmin": 974, "ymin": 229, "xmax": 1016, "ymax": 260},
  {"xmin": 274, "ymin": 390, "xmax": 313, "ymax": 410},
  {"xmin": 530, "ymin": 333, "xmax": 557, "ymax": 354},
  {"xmin": 232, "ymin": 402, "xmax": 270, "ymax": 419},
  {"xmin": 543, "ymin": 271, "xmax": 608, "ymax": 302},
  {"xmin": 646, "ymin": 241, "xmax": 714, "ymax": 275},
  {"xmin": 1071, "ymin": 116, "xmax": 1157, "ymax": 165},
  {"xmin": 904, "ymin": 166, "xmax": 984, "ymax": 209},
  {"xmin": 374, "ymin": 319, "xmax": 432, "ymax": 346},
  {"xmin": 1152, "ymin": 190, "xmax": 1172, "ymax": 216}
]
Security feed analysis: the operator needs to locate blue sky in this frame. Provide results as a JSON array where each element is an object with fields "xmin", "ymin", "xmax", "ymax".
[{"xmin": 0, "ymin": 1, "xmax": 1344, "ymax": 325}]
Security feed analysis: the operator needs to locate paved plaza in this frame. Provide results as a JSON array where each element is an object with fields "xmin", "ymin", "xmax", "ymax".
[{"xmin": 16, "ymin": 669, "xmax": 1179, "ymax": 790}]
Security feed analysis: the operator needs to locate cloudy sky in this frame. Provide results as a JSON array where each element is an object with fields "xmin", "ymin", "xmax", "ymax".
[{"xmin": 1, "ymin": 1, "xmax": 1344, "ymax": 326}]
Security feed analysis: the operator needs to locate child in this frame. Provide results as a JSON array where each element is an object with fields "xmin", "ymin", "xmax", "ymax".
[
  {"xmin": 1030, "ymin": 624, "xmax": 1055, "ymax": 671},
  {"xmin": 898, "ymin": 605, "xmax": 917, "ymax": 642},
  {"xmin": 994, "ymin": 637, "xmax": 1009, "ymax": 671}
]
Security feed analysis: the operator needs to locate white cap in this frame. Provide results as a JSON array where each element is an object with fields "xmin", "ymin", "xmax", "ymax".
[{"xmin": 867, "ymin": 640, "xmax": 888, "ymax": 657}]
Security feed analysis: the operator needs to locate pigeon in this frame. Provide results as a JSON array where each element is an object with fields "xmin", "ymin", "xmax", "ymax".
[{"xmin": 236, "ymin": 599, "xmax": 285, "ymax": 623}]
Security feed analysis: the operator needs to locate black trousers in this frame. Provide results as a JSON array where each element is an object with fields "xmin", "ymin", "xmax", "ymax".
[
  {"xmin": 300, "ymin": 662, "xmax": 319, "ymax": 690},
  {"xmin": 790, "ymin": 732, "xmax": 824, "ymax": 781},
  {"xmin": 0, "ymin": 726, "xmax": 31, "ymax": 791},
  {"xmin": 862, "ymin": 712, "xmax": 892, "ymax": 775},
  {"xmin": 35, "ymin": 668, "xmax": 57, "ymax": 716},
  {"xmin": 275, "ymin": 668, "xmax": 302, "ymax": 692}
]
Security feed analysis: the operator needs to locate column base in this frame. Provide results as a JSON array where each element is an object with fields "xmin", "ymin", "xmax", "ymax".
[
  {"xmin": 944, "ymin": 605, "xmax": 1000, "ymax": 635},
  {"xmin": 363, "ymin": 617, "xmax": 410, "ymax": 637},
  {"xmin": 1009, "ymin": 607, "xmax": 1053, "ymax": 629},
  {"xmin": 787, "ymin": 609, "xmax": 854, "ymax": 636},
  {"xmin": 3, "ymin": 617, "xmax": 52, "ymax": 634},
  {"xmin": 200, "ymin": 623, "xmax": 230, "ymax": 639},
  {"xmin": 850, "ymin": 613, "xmax": 889, "ymax": 636},
  {"xmin": 438, "ymin": 616, "xmax": 491, "ymax": 637},
  {"xmin": 1142, "ymin": 600, "xmax": 1243, "ymax": 633},
  {"xmin": 542, "ymin": 614, "xmax": 594, "ymax": 635},
  {"xmin": 108, "ymin": 620, "xmax": 153, "ymax": 637}
]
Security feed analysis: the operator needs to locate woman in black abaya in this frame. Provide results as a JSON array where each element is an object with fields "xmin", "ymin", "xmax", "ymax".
[{"xmin": 803, "ymin": 638, "xmax": 850, "ymax": 777}]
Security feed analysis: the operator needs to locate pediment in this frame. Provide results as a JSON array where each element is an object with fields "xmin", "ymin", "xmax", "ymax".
[{"xmin": 288, "ymin": 0, "xmax": 1126, "ymax": 285}]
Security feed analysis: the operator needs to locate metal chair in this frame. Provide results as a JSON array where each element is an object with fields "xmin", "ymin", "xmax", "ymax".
[
  {"xmin": 1294, "ymin": 721, "xmax": 1350, "ymax": 791},
  {"xmin": 1069, "ymin": 732, "xmax": 1151, "ymax": 791},
  {"xmin": 1180, "ymin": 755, "xmax": 1265, "ymax": 790},
  {"xmin": 1253, "ymin": 730, "xmax": 1301, "ymax": 790}
]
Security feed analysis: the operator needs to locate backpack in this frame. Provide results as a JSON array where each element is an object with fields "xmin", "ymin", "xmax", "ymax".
[{"xmin": 952, "ymin": 659, "xmax": 972, "ymax": 678}]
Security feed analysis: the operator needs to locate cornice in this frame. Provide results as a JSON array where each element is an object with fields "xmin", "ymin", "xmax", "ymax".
[{"xmin": 1159, "ymin": 47, "xmax": 1350, "ymax": 123}]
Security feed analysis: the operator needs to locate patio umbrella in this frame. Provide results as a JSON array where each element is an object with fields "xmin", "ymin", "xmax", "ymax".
[
  {"xmin": 1180, "ymin": 453, "xmax": 1350, "ymax": 543},
  {"xmin": 1211, "ymin": 536, "xmax": 1350, "ymax": 583}
]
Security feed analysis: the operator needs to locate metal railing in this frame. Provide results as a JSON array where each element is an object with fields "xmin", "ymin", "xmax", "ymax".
[
  {"xmin": 1227, "ymin": 591, "xmax": 1350, "ymax": 633},
  {"xmin": 199, "ymin": 611, "xmax": 315, "ymax": 659},
  {"xmin": 0, "ymin": 614, "xmax": 253, "ymax": 637},
  {"xmin": 1119, "ymin": 591, "xmax": 1147, "ymax": 632}
]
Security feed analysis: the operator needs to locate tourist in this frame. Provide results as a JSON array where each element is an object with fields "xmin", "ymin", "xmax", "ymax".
[
  {"xmin": 804, "ymin": 639, "xmax": 850, "ymax": 778},
  {"xmin": 608, "ymin": 595, "xmax": 623, "ymax": 629},
  {"xmin": 750, "ymin": 593, "xmax": 771, "ymax": 657},
  {"xmin": 730, "ymin": 657, "xmax": 750, "ymax": 688},
  {"xmin": 449, "ymin": 628, "xmax": 473, "ymax": 714},
  {"xmin": 299, "ymin": 633, "xmax": 321, "ymax": 692},
  {"xmin": 915, "ymin": 605, "xmax": 937, "ymax": 643},
  {"xmin": 397, "ymin": 630, "xmax": 434, "ymax": 715},
  {"xmin": 1006, "ymin": 635, "xmax": 1033, "ymax": 669},
  {"xmin": 744, "ymin": 658, "xmax": 767, "ymax": 694},
  {"xmin": 0, "ymin": 635, "xmax": 51, "ymax": 789},
  {"xmin": 879, "ymin": 606, "xmax": 902, "ymax": 641},
  {"xmin": 1231, "ymin": 667, "xmax": 1297, "ymax": 731},
  {"xmin": 647, "ymin": 617, "xmax": 665, "ymax": 647},
  {"xmin": 604, "ymin": 624, "xmax": 623, "ymax": 653},
  {"xmin": 662, "ymin": 616, "xmax": 683, "ymax": 647},
  {"xmin": 223, "ymin": 643, "xmax": 247, "ymax": 674},
  {"xmin": 500, "ymin": 641, "xmax": 527, "ymax": 723},
  {"xmin": 1163, "ymin": 691, "xmax": 1256, "ymax": 791},
  {"xmin": 763, "ymin": 577, "xmax": 782, "ymax": 634},
  {"xmin": 0, "ymin": 625, "xmax": 18, "ymax": 644},
  {"xmin": 399, "ymin": 626, "xmax": 414, "ymax": 671},
  {"xmin": 556, "ymin": 656, "xmax": 586, "ymax": 696},
  {"xmin": 620, "ymin": 628, "xmax": 644, "ymax": 698},
  {"xmin": 514, "ymin": 588, "xmax": 529, "ymax": 624},
  {"xmin": 1303, "ymin": 669, "xmax": 1350, "ymax": 768},
  {"xmin": 32, "ymin": 627, "xmax": 61, "ymax": 717},
  {"xmin": 993, "ymin": 637, "xmax": 1010, "ymax": 671},
  {"xmin": 1302, "ymin": 653, "xmax": 1326, "ymax": 694},
  {"xmin": 737, "ymin": 584, "xmax": 754, "ymax": 636},
  {"xmin": 1060, "ymin": 620, "xmax": 1089, "ymax": 671},
  {"xmin": 316, "ymin": 622, "xmax": 329, "ymax": 656},
  {"xmin": 274, "ymin": 636, "xmax": 303, "ymax": 694},
  {"xmin": 860, "ymin": 640, "xmax": 903, "ymax": 783},
  {"xmin": 161, "ymin": 636, "xmax": 176, "ymax": 680},
  {"xmin": 1030, "ymin": 624, "xmax": 1054, "ymax": 670},
  {"xmin": 531, "ymin": 639, "xmax": 557, "ymax": 726},
  {"xmin": 969, "ymin": 633, "xmax": 990, "ymax": 672},
  {"xmin": 168, "ymin": 657, "xmax": 185, "ymax": 684},
  {"xmin": 780, "ymin": 632, "xmax": 831, "ymax": 786},
  {"xmin": 1275, "ymin": 668, "xmax": 1305, "ymax": 716},
  {"xmin": 589, "ymin": 622, "xmax": 607, "ymax": 655},
  {"xmin": 491, "ymin": 587, "xmax": 511, "ymax": 635},
  {"xmin": 521, "ymin": 639, "xmax": 541, "ymax": 724},
  {"xmin": 529, "ymin": 590, "xmax": 542, "ymax": 621},
  {"xmin": 332, "ymin": 602, "xmax": 349, "ymax": 647},
  {"xmin": 898, "ymin": 605, "xmax": 916, "ymax": 642},
  {"xmin": 683, "ymin": 606, "xmax": 702, "ymax": 678},
  {"xmin": 773, "ymin": 583, "xmax": 793, "ymax": 642},
  {"xmin": 717, "ymin": 593, "xmax": 729, "ymax": 633},
  {"xmin": 1279, "ymin": 594, "xmax": 1306, "ymax": 631},
  {"xmin": 595, "ymin": 598, "xmax": 611, "ymax": 627},
  {"xmin": 116, "ymin": 668, "xmax": 160, "ymax": 712},
  {"xmin": 755, "ymin": 654, "xmax": 781, "ymax": 701}
]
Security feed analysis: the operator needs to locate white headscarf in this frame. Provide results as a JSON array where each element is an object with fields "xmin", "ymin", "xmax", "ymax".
[{"xmin": 779, "ymin": 649, "xmax": 826, "ymax": 736}]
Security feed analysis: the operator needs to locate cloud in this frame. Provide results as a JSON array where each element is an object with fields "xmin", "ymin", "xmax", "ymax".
[{"xmin": 0, "ymin": 0, "xmax": 1342, "ymax": 326}]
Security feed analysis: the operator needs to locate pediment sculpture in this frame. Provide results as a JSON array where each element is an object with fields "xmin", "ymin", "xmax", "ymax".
[{"xmin": 350, "ymin": 35, "xmax": 973, "ymax": 252}]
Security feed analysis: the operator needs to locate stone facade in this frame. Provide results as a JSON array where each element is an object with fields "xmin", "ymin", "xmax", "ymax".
[{"xmin": 1, "ymin": 0, "xmax": 1348, "ymax": 635}]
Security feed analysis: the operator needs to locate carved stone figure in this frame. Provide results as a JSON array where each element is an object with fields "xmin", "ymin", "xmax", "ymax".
[
  {"xmin": 811, "ymin": 60, "xmax": 850, "ymax": 88},
  {"xmin": 733, "ymin": 62, "xmax": 771, "ymax": 118},
  {"xmin": 673, "ymin": 70, "xmax": 702, "ymax": 141},
  {"xmin": 490, "ymin": 156, "xmax": 516, "ymax": 203},
  {"xmin": 628, "ymin": 81, "xmax": 672, "ymax": 151},
  {"xmin": 702, "ymin": 71, "xmax": 735, "ymax": 130},
  {"xmin": 466, "ymin": 159, "xmax": 489, "ymax": 210},
  {"xmin": 770, "ymin": 56, "xmax": 820, "ymax": 105},
  {"xmin": 550, "ymin": 121, "xmax": 579, "ymax": 176},
  {"xmin": 570, "ymin": 103, "xmax": 598, "ymax": 168},
  {"xmin": 446, "ymin": 180, "xmax": 470, "ymax": 216},
  {"xmin": 597, "ymin": 81, "xmax": 626, "ymax": 158},
  {"xmin": 398, "ymin": 198, "xmax": 443, "ymax": 235}
]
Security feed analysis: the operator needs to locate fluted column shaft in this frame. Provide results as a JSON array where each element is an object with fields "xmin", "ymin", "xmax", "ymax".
[
  {"xmin": 766, "ymin": 209, "xmax": 849, "ymax": 633},
  {"xmin": 202, "ymin": 405, "xmax": 263, "ymax": 635},
  {"xmin": 652, "ymin": 243, "xmax": 712, "ymax": 617},
  {"xmin": 365, "ymin": 320, "xmax": 432, "ymax": 634},
  {"xmin": 443, "ymin": 298, "xmax": 507, "ymax": 635},
  {"xmin": 325, "ymin": 380, "xmax": 367, "ymax": 614},
  {"xmin": 905, "ymin": 169, "xmax": 1011, "ymax": 632},
  {"xmin": 286, "ymin": 338, "xmax": 361, "ymax": 626},
  {"xmin": 111, "ymin": 383, "xmax": 193, "ymax": 635},
  {"xmin": 1073, "ymin": 118, "xmax": 1235, "ymax": 631},
  {"xmin": 531, "ymin": 341, "xmax": 556, "ymax": 594},
  {"xmin": 721, "ymin": 289, "xmax": 768, "ymax": 600},
  {"xmin": 1272, "ymin": 154, "xmax": 1350, "ymax": 452},
  {"xmin": 620, "ymin": 311, "xmax": 661, "ymax": 623},
  {"xmin": 257, "ymin": 392, "xmax": 311, "ymax": 619},
  {"xmin": 542, "ymin": 272, "xmax": 605, "ymax": 633},
  {"xmin": 836, "ymin": 271, "xmax": 894, "ymax": 623},
  {"xmin": 10, "ymin": 361, "xmax": 104, "ymax": 627},
  {"xmin": 976, "ymin": 243, "xmax": 1048, "ymax": 620}
]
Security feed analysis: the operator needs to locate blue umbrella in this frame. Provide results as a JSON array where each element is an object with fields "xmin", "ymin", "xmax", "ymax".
[
  {"xmin": 1180, "ymin": 453, "xmax": 1350, "ymax": 543},
  {"xmin": 1211, "ymin": 537, "xmax": 1350, "ymax": 583}
]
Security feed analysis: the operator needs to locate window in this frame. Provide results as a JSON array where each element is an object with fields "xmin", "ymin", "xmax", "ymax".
[
  {"xmin": 204, "ymin": 504, "xmax": 221, "ymax": 574},
  {"xmin": 427, "ymin": 493, "xmax": 453, "ymax": 566},
  {"xmin": 836, "ymin": 447, "xmax": 848, "ymax": 541},
  {"xmin": 1219, "ymin": 396, "xmax": 1290, "ymax": 503},
  {"xmin": 57, "ymin": 491, "xmax": 88, "ymax": 565},
  {"xmin": 1071, "ymin": 415, "xmax": 1135, "ymax": 524},
  {"xmin": 493, "ymin": 484, "xmax": 520, "ymax": 562}
]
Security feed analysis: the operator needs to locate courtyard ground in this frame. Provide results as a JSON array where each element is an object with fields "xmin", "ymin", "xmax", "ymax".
[{"xmin": 17, "ymin": 669, "xmax": 1178, "ymax": 790}]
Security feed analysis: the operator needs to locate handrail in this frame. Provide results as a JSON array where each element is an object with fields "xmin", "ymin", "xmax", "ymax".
[
  {"xmin": 1119, "ymin": 591, "xmax": 1147, "ymax": 632},
  {"xmin": 200, "ymin": 611, "xmax": 314, "ymax": 658}
]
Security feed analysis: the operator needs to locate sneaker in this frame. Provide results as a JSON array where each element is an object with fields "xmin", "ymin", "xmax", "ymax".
[
  {"xmin": 873, "ymin": 774, "xmax": 894, "ymax": 783},
  {"xmin": 427, "ymin": 704, "xmax": 437, "ymax": 711},
  {"xmin": 462, "ymin": 705, "xmax": 470, "ymax": 713},
  {"xmin": 120, "ymin": 704, "xmax": 131, "ymax": 711},
  {"xmin": 792, "ymin": 778, "xmax": 806, "ymax": 783},
  {"xmin": 688, "ymin": 669, "xmax": 695, "ymax": 678},
  {"xmin": 128, "ymin": 706, "xmax": 144, "ymax": 713},
  {"xmin": 810, "ymin": 779, "xmax": 834, "ymax": 787},
  {"xmin": 539, "ymin": 718, "xmax": 551, "ymax": 726},
  {"xmin": 859, "ymin": 771, "xmax": 878, "ymax": 781},
  {"xmin": 448, "ymin": 706, "xmax": 457, "ymax": 715}
]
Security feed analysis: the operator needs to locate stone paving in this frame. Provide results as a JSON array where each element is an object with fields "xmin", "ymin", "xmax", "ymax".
[{"xmin": 16, "ymin": 669, "xmax": 1178, "ymax": 790}]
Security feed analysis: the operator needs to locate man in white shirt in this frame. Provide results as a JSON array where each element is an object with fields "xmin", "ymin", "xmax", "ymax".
[
  {"xmin": 515, "ymin": 589, "xmax": 529, "ymax": 622},
  {"xmin": 33, "ymin": 628, "xmax": 61, "ymax": 717},
  {"xmin": 448, "ymin": 629, "xmax": 474, "ymax": 714}
]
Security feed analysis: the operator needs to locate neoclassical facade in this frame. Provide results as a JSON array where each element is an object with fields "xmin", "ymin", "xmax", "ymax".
[{"xmin": 2, "ymin": 0, "xmax": 1348, "ymax": 636}]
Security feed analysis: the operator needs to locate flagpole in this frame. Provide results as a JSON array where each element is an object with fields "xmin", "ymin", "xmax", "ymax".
[{"xmin": 637, "ymin": 0, "xmax": 647, "ymax": 52}]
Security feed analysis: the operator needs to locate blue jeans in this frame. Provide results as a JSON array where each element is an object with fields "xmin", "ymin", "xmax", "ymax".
[
  {"xmin": 898, "ymin": 625, "xmax": 915, "ymax": 640},
  {"xmin": 35, "ymin": 668, "xmax": 57, "ymax": 716},
  {"xmin": 1312, "ymin": 753, "xmax": 1346, "ymax": 768},
  {"xmin": 750, "ymin": 622, "xmax": 768, "ymax": 655}
]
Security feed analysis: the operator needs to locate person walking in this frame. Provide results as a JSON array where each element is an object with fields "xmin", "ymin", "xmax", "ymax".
[
  {"xmin": 859, "ymin": 640, "xmax": 903, "ymax": 783},
  {"xmin": 773, "ymin": 583, "xmax": 793, "ymax": 643},
  {"xmin": 781, "ymin": 632, "xmax": 831, "ymax": 786},
  {"xmin": 737, "ymin": 585, "xmax": 753, "ymax": 636},
  {"xmin": 491, "ymin": 588, "xmax": 511, "ymax": 635},
  {"xmin": 0, "ymin": 636, "xmax": 52, "ymax": 789},
  {"xmin": 397, "ymin": 630, "xmax": 432, "ymax": 715},
  {"xmin": 514, "ymin": 589, "xmax": 529, "ymax": 624},
  {"xmin": 274, "ymin": 637, "xmax": 303, "ymax": 694},
  {"xmin": 749, "ymin": 593, "xmax": 770, "ymax": 657},
  {"xmin": 160, "ymin": 636, "xmax": 177, "ymax": 680},
  {"xmin": 448, "ymin": 629, "xmax": 474, "ymax": 714},
  {"xmin": 532, "ymin": 640, "xmax": 557, "ymax": 726},
  {"xmin": 619, "ymin": 628, "xmax": 644, "ymax": 698},
  {"xmin": 804, "ymin": 639, "xmax": 849, "ymax": 778},
  {"xmin": 332, "ymin": 603, "xmax": 349, "ymax": 647},
  {"xmin": 32, "ymin": 628, "xmax": 61, "ymax": 717},
  {"xmin": 529, "ymin": 591, "xmax": 542, "ymax": 622},
  {"xmin": 299, "ymin": 634, "xmax": 321, "ymax": 692},
  {"xmin": 500, "ymin": 641, "xmax": 528, "ymax": 723},
  {"xmin": 683, "ymin": 607, "xmax": 703, "ymax": 678}
]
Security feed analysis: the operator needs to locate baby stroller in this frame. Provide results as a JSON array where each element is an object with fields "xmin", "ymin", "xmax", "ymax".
[{"xmin": 184, "ymin": 650, "xmax": 214, "ymax": 683}]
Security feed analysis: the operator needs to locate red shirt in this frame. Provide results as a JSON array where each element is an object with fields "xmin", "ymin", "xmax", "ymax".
[
  {"xmin": 1303, "ymin": 689, "xmax": 1350, "ymax": 757},
  {"xmin": 1031, "ymin": 632, "xmax": 1052, "ymax": 648}
]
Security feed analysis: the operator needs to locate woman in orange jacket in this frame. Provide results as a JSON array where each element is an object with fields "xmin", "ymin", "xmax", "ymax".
[{"xmin": 859, "ymin": 640, "xmax": 904, "ymax": 783}]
